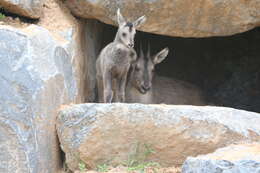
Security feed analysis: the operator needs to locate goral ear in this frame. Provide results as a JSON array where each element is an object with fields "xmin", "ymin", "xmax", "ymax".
[
  {"xmin": 117, "ymin": 9, "xmax": 126, "ymax": 26},
  {"xmin": 153, "ymin": 47, "xmax": 169, "ymax": 64},
  {"xmin": 133, "ymin": 15, "xmax": 146, "ymax": 28}
]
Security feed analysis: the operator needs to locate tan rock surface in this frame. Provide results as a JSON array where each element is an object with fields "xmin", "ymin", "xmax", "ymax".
[
  {"xmin": 56, "ymin": 103, "xmax": 260, "ymax": 171},
  {"xmin": 74, "ymin": 166, "xmax": 181, "ymax": 173},
  {"xmin": 202, "ymin": 143, "xmax": 260, "ymax": 161},
  {"xmin": 65, "ymin": 0, "xmax": 260, "ymax": 37}
]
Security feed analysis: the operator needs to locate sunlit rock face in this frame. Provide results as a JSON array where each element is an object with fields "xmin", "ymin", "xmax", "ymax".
[{"xmin": 65, "ymin": 0, "xmax": 260, "ymax": 37}]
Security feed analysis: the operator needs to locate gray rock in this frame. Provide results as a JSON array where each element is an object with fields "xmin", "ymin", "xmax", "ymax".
[
  {"xmin": 56, "ymin": 103, "xmax": 260, "ymax": 171},
  {"xmin": 0, "ymin": 0, "xmax": 43, "ymax": 19},
  {"xmin": 0, "ymin": 25, "xmax": 82, "ymax": 173},
  {"xmin": 82, "ymin": 19, "xmax": 104, "ymax": 102},
  {"xmin": 65, "ymin": 0, "xmax": 260, "ymax": 37},
  {"xmin": 182, "ymin": 143, "xmax": 260, "ymax": 173}
]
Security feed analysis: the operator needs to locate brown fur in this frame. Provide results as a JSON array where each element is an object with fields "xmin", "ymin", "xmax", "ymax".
[{"xmin": 126, "ymin": 46, "xmax": 206, "ymax": 105}]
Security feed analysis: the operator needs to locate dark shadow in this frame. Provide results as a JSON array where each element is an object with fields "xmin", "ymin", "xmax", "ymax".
[
  {"xmin": 98, "ymin": 21, "xmax": 260, "ymax": 113},
  {"xmin": 0, "ymin": 7, "xmax": 38, "ymax": 24}
]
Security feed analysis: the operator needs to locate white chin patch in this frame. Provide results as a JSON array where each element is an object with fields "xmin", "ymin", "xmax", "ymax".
[{"xmin": 139, "ymin": 88, "xmax": 147, "ymax": 94}]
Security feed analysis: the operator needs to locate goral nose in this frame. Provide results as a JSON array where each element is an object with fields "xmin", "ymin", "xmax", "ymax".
[
  {"xmin": 128, "ymin": 43, "xmax": 134, "ymax": 48},
  {"xmin": 142, "ymin": 84, "xmax": 151, "ymax": 91}
]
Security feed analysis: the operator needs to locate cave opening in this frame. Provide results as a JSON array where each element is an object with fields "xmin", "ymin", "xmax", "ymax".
[{"xmin": 91, "ymin": 20, "xmax": 260, "ymax": 113}]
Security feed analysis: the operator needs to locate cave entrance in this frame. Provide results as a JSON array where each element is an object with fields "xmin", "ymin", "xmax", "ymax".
[{"xmin": 90, "ymin": 20, "xmax": 260, "ymax": 113}]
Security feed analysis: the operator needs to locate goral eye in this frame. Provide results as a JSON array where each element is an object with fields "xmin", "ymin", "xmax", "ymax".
[{"xmin": 122, "ymin": 32, "xmax": 127, "ymax": 37}]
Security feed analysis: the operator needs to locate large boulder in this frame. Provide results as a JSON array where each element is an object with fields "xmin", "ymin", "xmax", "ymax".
[
  {"xmin": 0, "ymin": 0, "xmax": 43, "ymax": 19},
  {"xmin": 0, "ymin": 22, "xmax": 83, "ymax": 173},
  {"xmin": 56, "ymin": 103, "xmax": 260, "ymax": 171},
  {"xmin": 0, "ymin": 0, "xmax": 103, "ymax": 172},
  {"xmin": 0, "ymin": 24, "xmax": 75, "ymax": 173},
  {"xmin": 64, "ymin": 0, "xmax": 260, "ymax": 37},
  {"xmin": 182, "ymin": 143, "xmax": 260, "ymax": 173}
]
